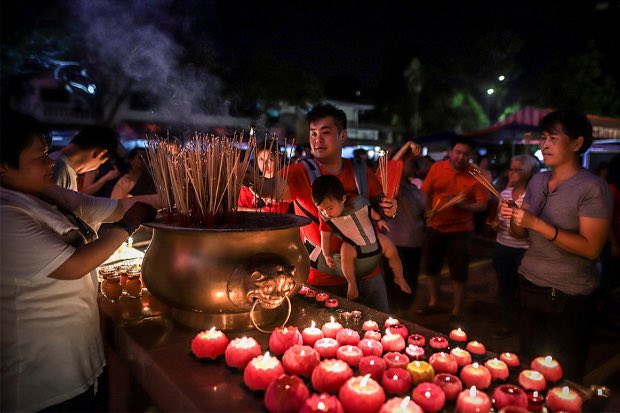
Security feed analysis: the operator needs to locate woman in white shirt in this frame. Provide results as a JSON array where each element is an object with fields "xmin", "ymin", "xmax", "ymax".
[{"xmin": 0, "ymin": 111, "xmax": 158, "ymax": 412}]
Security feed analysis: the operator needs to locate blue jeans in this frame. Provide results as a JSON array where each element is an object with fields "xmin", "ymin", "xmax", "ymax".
[{"xmin": 316, "ymin": 272, "xmax": 389, "ymax": 313}]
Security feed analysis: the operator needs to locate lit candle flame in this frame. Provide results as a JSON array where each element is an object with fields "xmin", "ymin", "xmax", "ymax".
[
  {"xmin": 250, "ymin": 127, "xmax": 254, "ymax": 136},
  {"xmin": 360, "ymin": 374, "xmax": 371, "ymax": 387},
  {"xmin": 562, "ymin": 386, "xmax": 570, "ymax": 396},
  {"xmin": 533, "ymin": 391, "xmax": 539, "ymax": 397},
  {"xmin": 400, "ymin": 397, "xmax": 410, "ymax": 409},
  {"xmin": 330, "ymin": 316, "xmax": 335, "ymax": 323},
  {"xmin": 311, "ymin": 320, "xmax": 316, "ymax": 328},
  {"xmin": 473, "ymin": 362, "xmax": 479, "ymax": 368},
  {"xmin": 470, "ymin": 386, "xmax": 477, "ymax": 398},
  {"xmin": 301, "ymin": 350, "xmax": 306, "ymax": 356},
  {"xmin": 317, "ymin": 402, "xmax": 326, "ymax": 410},
  {"xmin": 370, "ymin": 360, "xmax": 375, "ymax": 366},
  {"xmin": 263, "ymin": 352, "xmax": 270, "ymax": 361},
  {"xmin": 545, "ymin": 355, "xmax": 554, "ymax": 364},
  {"xmin": 414, "ymin": 361, "xmax": 420, "ymax": 367},
  {"xmin": 393, "ymin": 374, "xmax": 399, "ymax": 380},
  {"xmin": 209, "ymin": 326, "xmax": 216, "ymax": 334},
  {"xmin": 425, "ymin": 391, "xmax": 432, "ymax": 398}
]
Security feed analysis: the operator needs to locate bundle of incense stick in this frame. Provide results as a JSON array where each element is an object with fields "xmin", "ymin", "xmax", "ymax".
[
  {"xmin": 431, "ymin": 192, "xmax": 467, "ymax": 214},
  {"xmin": 145, "ymin": 132, "xmax": 257, "ymax": 222},
  {"xmin": 468, "ymin": 164, "xmax": 513, "ymax": 205},
  {"xmin": 377, "ymin": 149, "xmax": 389, "ymax": 194}
]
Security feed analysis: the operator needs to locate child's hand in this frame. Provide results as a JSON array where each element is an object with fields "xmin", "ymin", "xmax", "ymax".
[
  {"xmin": 394, "ymin": 276, "xmax": 412, "ymax": 294},
  {"xmin": 376, "ymin": 219, "xmax": 389, "ymax": 233},
  {"xmin": 324, "ymin": 254, "xmax": 336, "ymax": 269},
  {"xmin": 347, "ymin": 282, "xmax": 359, "ymax": 301}
]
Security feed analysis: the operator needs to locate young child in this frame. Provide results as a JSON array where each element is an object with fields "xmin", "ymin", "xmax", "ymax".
[{"xmin": 311, "ymin": 174, "xmax": 412, "ymax": 300}]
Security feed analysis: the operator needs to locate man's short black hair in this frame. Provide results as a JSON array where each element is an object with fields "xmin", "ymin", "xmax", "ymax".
[
  {"xmin": 1, "ymin": 110, "xmax": 51, "ymax": 169},
  {"xmin": 539, "ymin": 109, "xmax": 593, "ymax": 155},
  {"xmin": 306, "ymin": 104, "xmax": 347, "ymax": 132},
  {"xmin": 449, "ymin": 136, "xmax": 476, "ymax": 151},
  {"xmin": 312, "ymin": 175, "xmax": 346, "ymax": 205},
  {"xmin": 71, "ymin": 125, "xmax": 120, "ymax": 161}
]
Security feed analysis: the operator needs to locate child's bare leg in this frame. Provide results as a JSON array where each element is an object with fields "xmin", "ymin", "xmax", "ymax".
[
  {"xmin": 340, "ymin": 242, "xmax": 359, "ymax": 300},
  {"xmin": 378, "ymin": 234, "xmax": 411, "ymax": 294}
]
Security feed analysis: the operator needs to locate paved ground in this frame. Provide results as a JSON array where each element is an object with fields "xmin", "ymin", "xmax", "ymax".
[{"xmin": 385, "ymin": 234, "xmax": 620, "ymax": 408}]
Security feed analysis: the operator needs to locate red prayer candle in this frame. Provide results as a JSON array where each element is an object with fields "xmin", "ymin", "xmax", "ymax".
[
  {"xmin": 191, "ymin": 327, "xmax": 229, "ymax": 360},
  {"xmin": 379, "ymin": 396, "xmax": 423, "ymax": 413},
  {"xmin": 365, "ymin": 330, "xmax": 382, "ymax": 341},
  {"xmin": 492, "ymin": 384, "xmax": 528, "ymax": 410},
  {"xmin": 224, "ymin": 336, "xmax": 262, "ymax": 369},
  {"xmin": 363, "ymin": 320, "xmax": 380, "ymax": 331},
  {"xmin": 499, "ymin": 352, "xmax": 520, "ymax": 368},
  {"xmin": 530, "ymin": 355, "xmax": 563, "ymax": 383},
  {"xmin": 450, "ymin": 347, "xmax": 472, "ymax": 367},
  {"xmin": 336, "ymin": 345, "xmax": 364, "ymax": 368},
  {"xmin": 381, "ymin": 331, "xmax": 406, "ymax": 352},
  {"xmin": 282, "ymin": 344, "xmax": 320, "ymax": 378},
  {"xmin": 465, "ymin": 341, "xmax": 486, "ymax": 357},
  {"xmin": 386, "ymin": 324, "xmax": 409, "ymax": 340},
  {"xmin": 545, "ymin": 386, "xmax": 582, "ymax": 413},
  {"xmin": 311, "ymin": 359, "xmax": 353, "ymax": 394},
  {"xmin": 384, "ymin": 352, "xmax": 410, "ymax": 369},
  {"xmin": 407, "ymin": 334, "xmax": 426, "ymax": 348},
  {"xmin": 411, "ymin": 382, "xmax": 446, "ymax": 413},
  {"xmin": 456, "ymin": 386, "xmax": 492, "ymax": 413},
  {"xmin": 315, "ymin": 292, "xmax": 329, "ymax": 302},
  {"xmin": 321, "ymin": 317, "xmax": 343, "ymax": 339},
  {"xmin": 359, "ymin": 355, "xmax": 386, "ymax": 381},
  {"xmin": 299, "ymin": 393, "xmax": 344, "ymax": 413},
  {"xmin": 358, "ymin": 338, "xmax": 383, "ymax": 357},
  {"xmin": 314, "ymin": 338, "xmax": 340, "ymax": 359},
  {"xmin": 336, "ymin": 328, "xmax": 361, "ymax": 346},
  {"xmin": 264, "ymin": 374, "xmax": 309, "ymax": 412},
  {"xmin": 381, "ymin": 367, "xmax": 412, "ymax": 395},
  {"xmin": 302, "ymin": 321, "xmax": 324, "ymax": 347},
  {"xmin": 405, "ymin": 344, "xmax": 425, "ymax": 361},
  {"xmin": 268, "ymin": 325, "xmax": 303, "ymax": 355},
  {"xmin": 485, "ymin": 358, "xmax": 509, "ymax": 381},
  {"xmin": 384, "ymin": 317, "xmax": 400, "ymax": 327},
  {"xmin": 429, "ymin": 336, "xmax": 449, "ymax": 351},
  {"xmin": 449, "ymin": 328, "xmax": 468, "ymax": 343},
  {"xmin": 432, "ymin": 373, "xmax": 463, "ymax": 401},
  {"xmin": 429, "ymin": 352, "xmax": 458, "ymax": 374},
  {"xmin": 518, "ymin": 369, "xmax": 546, "ymax": 392},
  {"xmin": 460, "ymin": 362, "xmax": 492, "ymax": 390},
  {"xmin": 243, "ymin": 352, "xmax": 285, "ymax": 391},
  {"xmin": 339, "ymin": 374, "xmax": 386, "ymax": 413}
]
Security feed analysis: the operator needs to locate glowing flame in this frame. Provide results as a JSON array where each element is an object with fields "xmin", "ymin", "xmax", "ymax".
[
  {"xmin": 360, "ymin": 374, "xmax": 371, "ymax": 387},
  {"xmin": 311, "ymin": 320, "xmax": 316, "ymax": 328},
  {"xmin": 470, "ymin": 386, "xmax": 477, "ymax": 398},
  {"xmin": 317, "ymin": 402, "xmax": 326, "ymax": 410},
  {"xmin": 263, "ymin": 352, "xmax": 270, "ymax": 361},
  {"xmin": 562, "ymin": 386, "xmax": 570, "ymax": 396},
  {"xmin": 400, "ymin": 397, "xmax": 410, "ymax": 409},
  {"xmin": 330, "ymin": 316, "xmax": 335, "ymax": 323}
]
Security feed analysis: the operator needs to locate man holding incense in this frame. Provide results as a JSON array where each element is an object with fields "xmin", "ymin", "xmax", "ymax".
[{"xmin": 418, "ymin": 137, "xmax": 487, "ymax": 325}]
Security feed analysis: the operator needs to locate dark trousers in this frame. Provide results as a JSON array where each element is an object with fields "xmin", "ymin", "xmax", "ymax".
[
  {"xmin": 384, "ymin": 246, "xmax": 422, "ymax": 314},
  {"xmin": 518, "ymin": 276, "xmax": 594, "ymax": 382},
  {"xmin": 493, "ymin": 243, "xmax": 526, "ymax": 325}
]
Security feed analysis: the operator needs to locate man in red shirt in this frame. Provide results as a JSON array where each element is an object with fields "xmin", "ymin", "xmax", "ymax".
[
  {"xmin": 419, "ymin": 137, "xmax": 487, "ymax": 324},
  {"xmin": 262, "ymin": 104, "xmax": 398, "ymax": 311}
]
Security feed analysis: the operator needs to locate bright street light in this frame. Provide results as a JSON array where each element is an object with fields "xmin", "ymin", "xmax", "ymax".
[{"xmin": 487, "ymin": 88, "xmax": 495, "ymax": 95}]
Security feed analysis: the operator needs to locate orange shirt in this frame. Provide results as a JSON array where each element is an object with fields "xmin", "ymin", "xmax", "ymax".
[
  {"xmin": 421, "ymin": 160, "xmax": 486, "ymax": 233},
  {"xmin": 286, "ymin": 160, "xmax": 384, "ymax": 286}
]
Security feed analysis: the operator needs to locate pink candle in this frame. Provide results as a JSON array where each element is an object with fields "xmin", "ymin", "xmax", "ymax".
[
  {"xmin": 432, "ymin": 373, "xmax": 463, "ymax": 400},
  {"xmin": 407, "ymin": 334, "xmax": 426, "ymax": 348},
  {"xmin": 264, "ymin": 373, "xmax": 309, "ymax": 412},
  {"xmin": 456, "ymin": 386, "xmax": 492, "ymax": 413},
  {"xmin": 314, "ymin": 337, "xmax": 340, "ymax": 359},
  {"xmin": 381, "ymin": 331, "xmax": 406, "ymax": 352},
  {"xmin": 460, "ymin": 363, "xmax": 492, "ymax": 389},
  {"xmin": 384, "ymin": 352, "xmax": 410, "ymax": 369},
  {"xmin": 339, "ymin": 374, "xmax": 386, "ymax": 413},
  {"xmin": 379, "ymin": 396, "xmax": 423, "ymax": 413},
  {"xmin": 405, "ymin": 344, "xmax": 425, "ymax": 361},
  {"xmin": 484, "ymin": 358, "xmax": 509, "ymax": 381},
  {"xmin": 530, "ymin": 355, "xmax": 563, "ymax": 382},
  {"xmin": 450, "ymin": 347, "xmax": 472, "ymax": 367},
  {"xmin": 299, "ymin": 393, "xmax": 344, "ymax": 413},
  {"xmin": 337, "ymin": 345, "xmax": 364, "ymax": 368},
  {"xmin": 191, "ymin": 327, "xmax": 229, "ymax": 359},
  {"xmin": 429, "ymin": 336, "xmax": 449, "ymax": 351},
  {"xmin": 316, "ymin": 292, "xmax": 330, "ymax": 302},
  {"xmin": 517, "ymin": 369, "xmax": 546, "ymax": 392},
  {"xmin": 492, "ymin": 384, "xmax": 528, "ymax": 410},
  {"xmin": 386, "ymin": 324, "xmax": 409, "ymax": 339},
  {"xmin": 363, "ymin": 320, "xmax": 380, "ymax": 331},
  {"xmin": 322, "ymin": 316, "xmax": 343, "ymax": 339},
  {"xmin": 359, "ymin": 355, "xmax": 386, "ymax": 381},
  {"xmin": 282, "ymin": 344, "xmax": 320, "ymax": 378},
  {"xmin": 224, "ymin": 336, "xmax": 262, "ymax": 369},
  {"xmin": 302, "ymin": 321, "xmax": 325, "ymax": 347},
  {"xmin": 358, "ymin": 338, "xmax": 383, "ymax": 357},
  {"xmin": 365, "ymin": 330, "xmax": 382, "ymax": 341},
  {"xmin": 429, "ymin": 352, "xmax": 458, "ymax": 374},
  {"xmin": 381, "ymin": 367, "xmax": 412, "ymax": 395},
  {"xmin": 465, "ymin": 341, "xmax": 486, "ymax": 357},
  {"xmin": 449, "ymin": 328, "xmax": 468, "ymax": 343},
  {"xmin": 311, "ymin": 359, "xmax": 353, "ymax": 394},
  {"xmin": 336, "ymin": 328, "xmax": 361, "ymax": 346},
  {"xmin": 325, "ymin": 298, "xmax": 339, "ymax": 309},
  {"xmin": 546, "ymin": 386, "xmax": 582, "ymax": 413},
  {"xmin": 384, "ymin": 317, "xmax": 400, "ymax": 327},
  {"xmin": 411, "ymin": 382, "xmax": 446, "ymax": 413},
  {"xmin": 243, "ymin": 352, "xmax": 285, "ymax": 391},
  {"xmin": 499, "ymin": 352, "xmax": 520, "ymax": 368},
  {"xmin": 269, "ymin": 325, "xmax": 303, "ymax": 355},
  {"xmin": 406, "ymin": 360, "xmax": 435, "ymax": 385}
]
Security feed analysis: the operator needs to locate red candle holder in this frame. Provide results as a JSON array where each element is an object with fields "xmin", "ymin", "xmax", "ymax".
[
  {"xmin": 381, "ymin": 331, "xmax": 406, "ymax": 353},
  {"xmin": 484, "ymin": 358, "xmax": 509, "ymax": 381},
  {"xmin": 365, "ymin": 330, "xmax": 382, "ymax": 341},
  {"xmin": 358, "ymin": 338, "xmax": 383, "ymax": 357},
  {"xmin": 325, "ymin": 298, "xmax": 339, "ymax": 309},
  {"xmin": 465, "ymin": 340, "xmax": 486, "ymax": 358},
  {"xmin": 282, "ymin": 344, "xmax": 320, "ymax": 378},
  {"xmin": 243, "ymin": 352, "xmax": 285, "ymax": 391},
  {"xmin": 299, "ymin": 393, "xmax": 344, "ymax": 413},
  {"xmin": 518, "ymin": 369, "xmax": 546, "ymax": 392},
  {"xmin": 526, "ymin": 390, "xmax": 544, "ymax": 412},
  {"xmin": 411, "ymin": 382, "xmax": 446, "ymax": 413},
  {"xmin": 314, "ymin": 337, "xmax": 340, "ymax": 359},
  {"xmin": 339, "ymin": 375, "xmax": 386, "ymax": 413},
  {"xmin": 311, "ymin": 359, "xmax": 353, "ymax": 394},
  {"xmin": 460, "ymin": 362, "xmax": 492, "ymax": 390},
  {"xmin": 450, "ymin": 347, "xmax": 472, "ymax": 367},
  {"xmin": 264, "ymin": 374, "xmax": 309, "ymax": 412},
  {"xmin": 432, "ymin": 373, "xmax": 463, "ymax": 400},
  {"xmin": 315, "ymin": 292, "xmax": 330, "ymax": 303},
  {"xmin": 336, "ymin": 345, "xmax": 364, "ymax": 368},
  {"xmin": 269, "ymin": 325, "xmax": 303, "ymax": 355},
  {"xmin": 379, "ymin": 396, "xmax": 423, "ymax": 413},
  {"xmin": 298, "ymin": 285, "xmax": 309, "ymax": 296},
  {"xmin": 363, "ymin": 320, "xmax": 379, "ymax": 331},
  {"xmin": 224, "ymin": 336, "xmax": 262, "ymax": 369},
  {"xmin": 546, "ymin": 386, "xmax": 582, "ymax": 413},
  {"xmin": 302, "ymin": 321, "xmax": 324, "ymax": 347},
  {"xmin": 407, "ymin": 334, "xmax": 426, "ymax": 348},
  {"xmin": 336, "ymin": 328, "xmax": 361, "ymax": 346},
  {"xmin": 359, "ymin": 355, "xmax": 386, "ymax": 381},
  {"xmin": 384, "ymin": 352, "xmax": 410, "ymax": 370},
  {"xmin": 321, "ymin": 317, "xmax": 343, "ymax": 339},
  {"xmin": 499, "ymin": 352, "xmax": 520, "ymax": 369},
  {"xmin": 381, "ymin": 367, "xmax": 412, "ymax": 395},
  {"xmin": 428, "ymin": 336, "xmax": 449, "ymax": 352},
  {"xmin": 429, "ymin": 352, "xmax": 458, "ymax": 374},
  {"xmin": 384, "ymin": 317, "xmax": 400, "ymax": 327},
  {"xmin": 456, "ymin": 386, "xmax": 492, "ymax": 413},
  {"xmin": 405, "ymin": 344, "xmax": 425, "ymax": 361},
  {"xmin": 449, "ymin": 327, "xmax": 468, "ymax": 343},
  {"xmin": 305, "ymin": 289, "xmax": 318, "ymax": 299},
  {"xmin": 386, "ymin": 323, "xmax": 409, "ymax": 340},
  {"xmin": 493, "ymin": 384, "xmax": 528, "ymax": 410},
  {"xmin": 191, "ymin": 327, "xmax": 229, "ymax": 360},
  {"xmin": 530, "ymin": 355, "xmax": 563, "ymax": 383}
]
